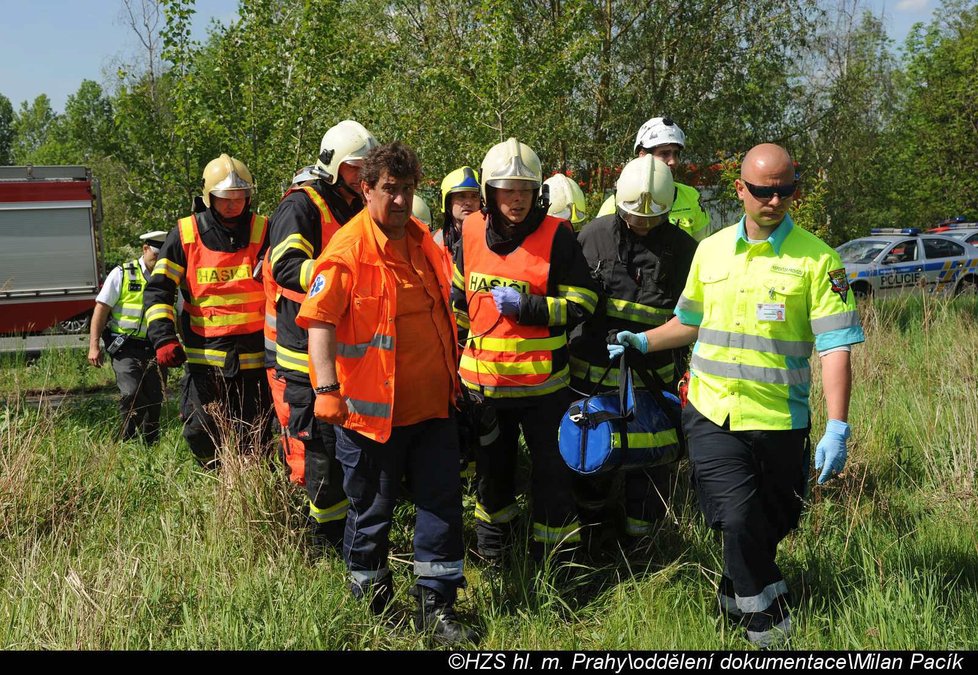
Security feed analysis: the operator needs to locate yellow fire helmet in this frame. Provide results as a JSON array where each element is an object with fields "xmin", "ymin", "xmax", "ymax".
[
  {"xmin": 201, "ymin": 153, "xmax": 254, "ymax": 207},
  {"xmin": 314, "ymin": 120, "xmax": 378, "ymax": 185},
  {"xmin": 440, "ymin": 166, "xmax": 480, "ymax": 213},
  {"xmin": 480, "ymin": 137, "xmax": 542, "ymax": 200},
  {"xmin": 615, "ymin": 155, "xmax": 674, "ymax": 218},
  {"xmin": 412, "ymin": 194, "xmax": 432, "ymax": 227},
  {"xmin": 544, "ymin": 173, "xmax": 588, "ymax": 228}
]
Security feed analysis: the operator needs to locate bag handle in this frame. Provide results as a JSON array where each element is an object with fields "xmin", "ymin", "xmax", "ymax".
[{"xmin": 622, "ymin": 347, "xmax": 683, "ymax": 431}]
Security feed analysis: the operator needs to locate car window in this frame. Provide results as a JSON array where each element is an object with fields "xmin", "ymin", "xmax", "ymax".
[
  {"xmin": 838, "ymin": 239, "xmax": 890, "ymax": 264},
  {"xmin": 966, "ymin": 233, "xmax": 978, "ymax": 246},
  {"xmin": 883, "ymin": 239, "xmax": 917, "ymax": 264},
  {"xmin": 922, "ymin": 238, "xmax": 964, "ymax": 259}
]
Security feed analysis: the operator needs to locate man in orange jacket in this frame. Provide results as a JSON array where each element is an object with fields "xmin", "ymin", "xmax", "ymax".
[{"xmin": 298, "ymin": 142, "xmax": 475, "ymax": 646}]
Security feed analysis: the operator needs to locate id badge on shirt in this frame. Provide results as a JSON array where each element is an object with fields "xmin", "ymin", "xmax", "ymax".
[{"xmin": 756, "ymin": 302, "xmax": 786, "ymax": 322}]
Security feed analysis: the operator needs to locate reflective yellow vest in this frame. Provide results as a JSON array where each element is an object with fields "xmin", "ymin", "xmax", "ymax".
[
  {"xmin": 597, "ymin": 182, "xmax": 710, "ymax": 241},
  {"xmin": 674, "ymin": 215, "xmax": 864, "ymax": 430},
  {"xmin": 107, "ymin": 260, "xmax": 148, "ymax": 339}
]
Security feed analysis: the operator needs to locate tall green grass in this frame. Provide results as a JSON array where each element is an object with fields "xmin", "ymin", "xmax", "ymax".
[{"xmin": 0, "ymin": 294, "xmax": 976, "ymax": 649}]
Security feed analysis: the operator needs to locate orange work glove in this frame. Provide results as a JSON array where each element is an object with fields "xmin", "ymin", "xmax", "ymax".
[{"xmin": 314, "ymin": 390, "xmax": 349, "ymax": 425}]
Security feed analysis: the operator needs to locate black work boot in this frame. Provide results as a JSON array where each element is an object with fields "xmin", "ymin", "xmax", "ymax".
[
  {"xmin": 350, "ymin": 572, "xmax": 395, "ymax": 616},
  {"xmin": 410, "ymin": 585, "xmax": 478, "ymax": 647},
  {"xmin": 475, "ymin": 520, "xmax": 514, "ymax": 566}
]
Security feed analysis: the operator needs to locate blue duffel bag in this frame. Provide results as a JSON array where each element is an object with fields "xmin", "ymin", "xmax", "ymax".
[{"xmin": 558, "ymin": 348, "xmax": 683, "ymax": 475}]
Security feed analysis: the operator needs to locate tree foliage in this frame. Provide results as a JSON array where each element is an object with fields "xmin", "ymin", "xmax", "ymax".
[{"xmin": 3, "ymin": 0, "xmax": 978, "ymax": 257}]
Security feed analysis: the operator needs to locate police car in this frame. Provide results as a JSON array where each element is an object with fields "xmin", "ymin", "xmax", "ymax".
[
  {"xmin": 926, "ymin": 220, "xmax": 978, "ymax": 247},
  {"xmin": 836, "ymin": 228, "xmax": 978, "ymax": 298}
]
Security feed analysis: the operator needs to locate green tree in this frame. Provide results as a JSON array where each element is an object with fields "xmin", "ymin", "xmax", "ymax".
[
  {"xmin": 0, "ymin": 93, "xmax": 13, "ymax": 165},
  {"xmin": 11, "ymin": 95, "xmax": 59, "ymax": 163}
]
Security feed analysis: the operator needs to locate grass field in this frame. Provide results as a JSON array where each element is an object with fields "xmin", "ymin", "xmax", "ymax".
[{"xmin": 1, "ymin": 294, "xmax": 976, "ymax": 650}]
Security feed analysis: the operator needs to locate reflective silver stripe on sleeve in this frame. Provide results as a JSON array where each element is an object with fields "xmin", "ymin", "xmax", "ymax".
[
  {"xmin": 697, "ymin": 328, "xmax": 813, "ymax": 358},
  {"xmin": 336, "ymin": 334, "xmax": 394, "ymax": 358},
  {"xmin": 347, "ymin": 397, "xmax": 392, "ymax": 419},
  {"xmin": 264, "ymin": 337, "xmax": 277, "ymax": 354},
  {"xmin": 690, "ymin": 354, "xmax": 810, "ymax": 386},
  {"xmin": 676, "ymin": 295, "xmax": 703, "ymax": 313},
  {"xmin": 810, "ymin": 310, "xmax": 861, "ymax": 335}
]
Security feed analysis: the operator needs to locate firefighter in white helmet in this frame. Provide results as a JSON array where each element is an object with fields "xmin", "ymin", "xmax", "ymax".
[
  {"xmin": 144, "ymin": 153, "xmax": 271, "ymax": 466},
  {"xmin": 544, "ymin": 173, "xmax": 588, "ymax": 231},
  {"xmin": 570, "ymin": 155, "xmax": 697, "ymax": 551},
  {"xmin": 597, "ymin": 116, "xmax": 711, "ymax": 241},
  {"xmin": 451, "ymin": 138, "xmax": 600, "ymax": 563},
  {"xmin": 265, "ymin": 120, "xmax": 377, "ymax": 552}
]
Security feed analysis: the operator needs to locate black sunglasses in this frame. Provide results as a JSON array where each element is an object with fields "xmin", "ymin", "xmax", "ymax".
[{"xmin": 743, "ymin": 180, "xmax": 796, "ymax": 200}]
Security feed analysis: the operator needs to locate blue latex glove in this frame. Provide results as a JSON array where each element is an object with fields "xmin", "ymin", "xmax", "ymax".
[
  {"xmin": 607, "ymin": 330, "xmax": 649, "ymax": 360},
  {"xmin": 491, "ymin": 286, "xmax": 522, "ymax": 316},
  {"xmin": 815, "ymin": 419, "xmax": 850, "ymax": 484}
]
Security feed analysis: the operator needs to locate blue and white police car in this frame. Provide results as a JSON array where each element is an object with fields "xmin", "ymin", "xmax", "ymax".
[{"xmin": 836, "ymin": 228, "xmax": 978, "ymax": 298}]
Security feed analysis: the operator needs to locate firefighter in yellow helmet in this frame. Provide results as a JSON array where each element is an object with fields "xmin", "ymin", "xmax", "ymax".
[
  {"xmin": 143, "ymin": 153, "xmax": 271, "ymax": 466},
  {"xmin": 266, "ymin": 119, "xmax": 377, "ymax": 551},
  {"xmin": 450, "ymin": 138, "xmax": 600, "ymax": 563},
  {"xmin": 436, "ymin": 166, "xmax": 481, "ymax": 253},
  {"xmin": 570, "ymin": 154, "xmax": 697, "ymax": 552},
  {"xmin": 597, "ymin": 117, "xmax": 711, "ymax": 241}
]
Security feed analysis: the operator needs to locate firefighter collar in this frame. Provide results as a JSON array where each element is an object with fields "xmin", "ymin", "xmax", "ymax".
[{"xmin": 734, "ymin": 213, "xmax": 793, "ymax": 256}]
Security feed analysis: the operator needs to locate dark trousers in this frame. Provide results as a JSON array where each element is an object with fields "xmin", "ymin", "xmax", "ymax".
[
  {"xmin": 179, "ymin": 368, "xmax": 271, "ymax": 464},
  {"xmin": 475, "ymin": 391, "xmax": 579, "ymax": 556},
  {"xmin": 575, "ymin": 463, "xmax": 672, "ymax": 537},
  {"xmin": 683, "ymin": 402, "xmax": 809, "ymax": 641},
  {"xmin": 335, "ymin": 417, "xmax": 465, "ymax": 599},
  {"xmin": 283, "ymin": 370, "xmax": 348, "ymax": 531},
  {"xmin": 111, "ymin": 340, "xmax": 166, "ymax": 444}
]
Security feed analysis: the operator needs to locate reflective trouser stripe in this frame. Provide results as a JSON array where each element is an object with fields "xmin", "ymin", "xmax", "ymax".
[
  {"xmin": 735, "ymin": 579, "xmax": 789, "ymax": 613},
  {"xmin": 350, "ymin": 567, "xmax": 390, "ymax": 585},
  {"xmin": 239, "ymin": 351, "xmax": 264, "ymax": 370},
  {"xmin": 626, "ymin": 517, "xmax": 653, "ymax": 537},
  {"xmin": 475, "ymin": 501, "xmax": 519, "ymax": 524},
  {"xmin": 414, "ymin": 560, "xmax": 463, "ymax": 577},
  {"xmin": 309, "ymin": 498, "xmax": 350, "ymax": 523},
  {"xmin": 747, "ymin": 617, "xmax": 792, "ymax": 648},
  {"xmin": 532, "ymin": 521, "xmax": 582, "ymax": 544}
]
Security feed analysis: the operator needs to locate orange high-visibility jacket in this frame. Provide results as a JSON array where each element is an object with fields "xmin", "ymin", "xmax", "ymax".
[
  {"xmin": 301, "ymin": 209, "xmax": 459, "ymax": 443},
  {"xmin": 459, "ymin": 213, "xmax": 568, "ymax": 397},
  {"xmin": 178, "ymin": 213, "xmax": 267, "ymax": 337}
]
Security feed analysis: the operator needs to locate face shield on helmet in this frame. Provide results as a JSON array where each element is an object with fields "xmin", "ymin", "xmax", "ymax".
[
  {"xmin": 412, "ymin": 194, "xmax": 432, "ymax": 227},
  {"xmin": 544, "ymin": 173, "xmax": 587, "ymax": 228},
  {"xmin": 201, "ymin": 153, "xmax": 255, "ymax": 207},
  {"xmin": 480, "ymin": 138, "xmax": 542, "ymax": 206},
  {"xmin": 314, "ymin": 120, "xmax": 378, "ymax": 186},
  {"xmin": 633, "ymin": 117, "xmax": 686, "ymax": 155},
  {"xmin": 615, "ymin": 155, "xmax": 674, "ymax": 231}
]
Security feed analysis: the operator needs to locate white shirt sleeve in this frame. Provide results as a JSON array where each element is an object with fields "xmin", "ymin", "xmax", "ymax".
[
  {"xmin": 95, "ymin": 266, "xmax": 125, "ymax": 307},
  {"xmin": 817, "ymin": 344, "xmax": 852, "ymax": 357}
]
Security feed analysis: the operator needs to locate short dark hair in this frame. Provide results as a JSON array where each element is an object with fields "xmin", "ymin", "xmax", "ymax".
[{"xmin": 359, "ymin": 141, "xmax": 422, "ymax": 188}]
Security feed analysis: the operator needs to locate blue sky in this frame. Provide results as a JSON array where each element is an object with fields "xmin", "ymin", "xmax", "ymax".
[{"xmin": 0, "ymin": 0, "xmax": 942, "ymax": 113}]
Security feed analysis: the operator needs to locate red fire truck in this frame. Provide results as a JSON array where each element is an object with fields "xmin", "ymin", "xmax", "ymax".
[{"xmin": 0, "ymin": 165, "xmax": 104, "ymax": 335}]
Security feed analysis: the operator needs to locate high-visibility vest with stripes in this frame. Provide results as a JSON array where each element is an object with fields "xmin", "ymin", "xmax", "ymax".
[
  {"xmin": 460, "ymin": 213, "xmax": 568, "ymax": 398},
  {"xmin": 677, "ymin": 219, "xmax": 863, "ymax": 430},
  {"xmin": 107, "ymin": 259, "xmax": 148, "ymax": 339},
  {"xmin": 178, "ymin": 213, "xmax": 267, "ymax": 337},
  {"xmin": 262, "ymin": 248, "xmax": 279, "ymax": 365}
]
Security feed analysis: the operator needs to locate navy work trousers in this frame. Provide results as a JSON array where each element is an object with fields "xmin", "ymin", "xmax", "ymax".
[
  {"xmin": 335, "ymin": 416, "xmax": 465, "ymax": 599},
  {"xmin": 683, "ymin": 402, "xmax": 810, "ymax": 643}
]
